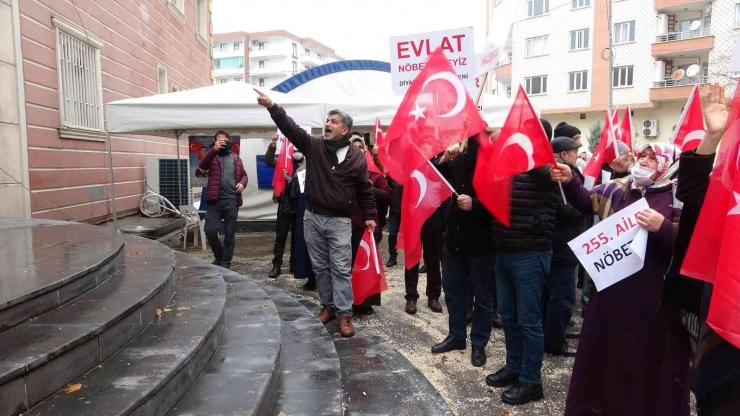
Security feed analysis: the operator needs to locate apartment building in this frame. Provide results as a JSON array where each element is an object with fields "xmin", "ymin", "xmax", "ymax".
[
  {"xmin": 213, "ymin": 30, "xmax": 342, "ymax": 88},
  {"xmin": 486, "ymin": 0, "xmax": 739, "ymax": 144},
  {"xmin": 0, "ymin": 0, "xmax": 213, "ymax": 220}
]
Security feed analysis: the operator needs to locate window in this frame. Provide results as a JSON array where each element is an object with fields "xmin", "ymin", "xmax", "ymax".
[
  {"xmin": 195, "ymin": 0, "xmax": 207, "ymax": 39},
  {"xmin": 258, "ymin": 42, "xmax": 266, "ymax": 50},
  {"xmin": 569, "ymin": 71, "xmax": 588, "ymax": 91},
  {"xmin": 292, "ymin": 43, "xmax": 298, "ymax": 57},
  {"xmin": 171, "ymin": 84, "xmax": 179, "ymax": 93},
  {"xmin": 305, "ymin": 48, "xmax": 310, "ymax": 56},
  {"xmin": 219, "ymin": 43, "xmax": 227, "ymax": 52},
  {"xmin": 317, "ymin": 54, "xmax": 323, "ymax": 61},
  {"xmin": 292, "ymin": 61, "xmax": 298, "ymax": 74},
  {"xmin": 570, "ymin": 29, "xmax": 589, "ymax": 50},
  {"xmin": 234, "ymin": 42, "xmax": 242, "ymax": 51},
  {"xmin": 158, "ymin": 66, "xmax": 168, "ymax": 94},
  {"xmin": 735, "ymin": 4, "xmax": 740, "ymax": 27},
  {"xmin": 169, "ymin": 0, "xmax": 185, "ymax": 14},
  {"xmin": 234, "ymin": 78, "xmax": 242, "ymax": 82},
  {"xmin": 525, "ymin": 35, "xmax": 548, "ymax": 57},
  {"xmin": 572, "ymin": 0, "xmax": 590, "ymax": 8},
  {"xmin": 258, "ymin": 60, "xmax": 266, "ymax": 69},
  {"xmin": 54, "ymin": 18, "xmax": 104, "ymax": 132},
  {"xmin": 167, "ymin": 0, "xmax": 185, "ymax": 23},
  {"xmin": 527, "ymin": 0, "xmax": 549, "ymax": 17},
  {"xmin": 259, "ymin": 78, "xmax": 265, "ymax": 87},
  {"xmin": 524, "ymin": 75, "xmax": 547, "ymax": 95},
  {"xmin": 677, "ymin": 19, "xmax": 693, "ymax": 33},
  {"xmin": 506, "ymin": 87, "xmax": 512, "ymax": 98},
  {"xmin": 612, "ymin": 65, "xmax": 634, "ymax": 87},
  {"xmin": 614, "ymin": 21, "xmax": 635, "ymax": 44},
  {"xmin": 220, "ymin": 79, "xmax": 228, "ymax": 84},
  {"xmin": 214, "ymin": 56, "xmax": 244, "ymax": 69},
  {"xmin": 304, "ymin": 65, "xmax": 310, "ymax": 71}
]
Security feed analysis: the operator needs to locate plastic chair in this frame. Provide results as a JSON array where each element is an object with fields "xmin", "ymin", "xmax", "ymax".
[{"xmin": 180, "ymin": 205, "xmax": 206, "ymax": 251}]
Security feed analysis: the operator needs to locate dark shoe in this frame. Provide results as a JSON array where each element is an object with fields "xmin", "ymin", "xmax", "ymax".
[
  {"xmin": 501, "ymin": 382, "xmax": 544, "ymax": 405},
  {"xmin": 353, "ymin": 306, "xmax": 374, "ymax": 315},
  {"xmin": 268, "ymin": 265, "xmax": 281, "ymax": 279},
  {"xmin": 303, "ymin": 280, "xmax": 317, "ymax": 291},
  {"xmin": 211, "ymin": 258, "xmax": 222, "ymax": 266},
  {"xmin": 339, "ymin": 314, "xmax": 355, "ymax": 338},
  {"xmin": 466, "ymin": 308, "xmax": 474, "ymax": 323},
  {"xmin": 385, "ymin": 255, "xmax": 397, "ymax": 268},
  {"xmin": 568, "ymin": 317, "xmax": 576, "ymax": 328},
  {"xmin": 471, "ymin": 346, "xmax": 486, "ymax": 367},
  {"xmin": 220, "ymin": 263, "xmax": 231, "ymax": 270},
  {"xmin": 546, "ymin": 343, "xmax": 578, "ymax": 357},
  {"xmin": 431, "ymin": 336, "xmax": 466, "ymax": 354},
  {"xmin": 428, "ymin": 299, "xmax": 443, "ymax": 313},
  {"xmin": 418, "ymin": 264, "xmax": 427, "ymax": 274},
  {"xmin": 318, "ymin": 306, "xmax": 335, "ymax": 324},
  {"xmin": 492, "ymin": 310, "xmax": 503, "ymax": 329},
  {"xmin": 485, "ymin": 367, "xmax": 519, "ymax": 388},
  {"xmin": 405, "ymin": 300, "xmax": 417, "ymax": 314}
]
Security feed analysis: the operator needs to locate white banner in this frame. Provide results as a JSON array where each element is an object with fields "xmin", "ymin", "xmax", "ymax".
[
  {"xmin": 477, "ymin": 0, "xmax": 516, "ymax": 76},
  {"xmin": 568, "ymin": 198, "xmax": 650, "ymax": 292},
  {"xmin": 297, "ymin": 169, "xmax": 306, "ymax": 193},
  {"xmin": 389, "ymin": 27, "xmax": 475, "ymax": 96}
]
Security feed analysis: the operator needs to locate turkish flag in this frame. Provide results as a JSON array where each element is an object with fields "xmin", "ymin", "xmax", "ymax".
[
  {"xmin": 611, "ymin": 105, "xmax": 620, "ymax": 139},
  {"xmin": 398, "ymin": 148, "xmax": 454, "ymax": 268},
  {"xmin": 352, "ymin": 229, "xmax": 388, "ymax": 305},
  {"xmin": 272, "ymin": 141, "xmax": 294, "ymax": 198},
  {"xmin": 378, "ymin": 47, "xmax": 487, "ymax": 184},
  {"xmin": 582, "ymin": 111, "xmax": 620, "ymax": 189},
  {"xmin": 365, "ymin": 150, "xmax": 382, "ymax": 174},
  {"xmin": 620, "ymin": 106, "xmax": 634, "ymax": 153},
  {"xmin": 670, "ymin": 85, "xmax": 706, "ymax": 152},
  {"xmin": 374, "ymin": 116, "xmax": 384, "ymax": 144},
  {"xmin": 473, "ymin": 86, "xmax": 557, "ymax": 226}
]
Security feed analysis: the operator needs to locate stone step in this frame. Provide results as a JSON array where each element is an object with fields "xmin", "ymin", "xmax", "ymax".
[
  {"xmin": 0, "ymin": 236, "xmax": 175, "ymax": 416},
  {"xmin": 167, "ymin": 269, "xmax": 281, "ymax": 416},
  {"xmin": 22, "ymin": 253, "xmax": 227, "ymax": 416},
  {"xmin": 0, "ymin": 219, "xmax": 125, "ymax": 333}
]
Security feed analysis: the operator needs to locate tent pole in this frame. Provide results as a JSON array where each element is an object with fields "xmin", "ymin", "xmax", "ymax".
[
  {"xmin": 175, "ymin": 130, "xmax": 183, "ymax": 208},
  {"xmin": 106, "ymin": 132, "xmax": 118, "ymax": 230}
]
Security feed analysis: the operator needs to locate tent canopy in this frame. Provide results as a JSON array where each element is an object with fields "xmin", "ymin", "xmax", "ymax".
[{"xmin": 105, "ymin": 82, "xmax": 325, "ymax": 137}]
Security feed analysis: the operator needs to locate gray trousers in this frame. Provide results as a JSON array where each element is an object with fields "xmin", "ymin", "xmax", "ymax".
[{"xmin": 303, "ymin": 210, "xmax": 353, "ymax": 315}]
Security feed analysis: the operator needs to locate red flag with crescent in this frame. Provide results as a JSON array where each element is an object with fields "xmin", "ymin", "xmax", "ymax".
[
  {"xmin": 619, "ymin": 106, "xmax": 634, "ymax": 153},
  {"xmin": 582, "ymin": 111, "xmax": 620, "ymax": 189},
  {"xmin": 272, "ymin": 141, "xmax": 294, "ymax": 198},
  {"xmin": 351, "ymin": 229, "xmax": 388, "ymax": 305},
  {"xmin": 670, "ymin": 85, "xmax": 706, "ymax": 152},
  {"xmin": 378, "ymin": 47, "xmax": 487, "ymax": 184},
  {"xmin": 473, "ymin": 86, "xmax": 557, "ymax": 226}
]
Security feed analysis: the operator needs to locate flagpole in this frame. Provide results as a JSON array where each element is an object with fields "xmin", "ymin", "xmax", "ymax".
[{"xmin": 369, "ymin": 229, "xmax": 380, "ymax": 274}]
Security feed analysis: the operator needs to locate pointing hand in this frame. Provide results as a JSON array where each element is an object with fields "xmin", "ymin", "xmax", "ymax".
[{"xmin": 254, "ymin": 88, "xmax": 274, "ymax": 108}]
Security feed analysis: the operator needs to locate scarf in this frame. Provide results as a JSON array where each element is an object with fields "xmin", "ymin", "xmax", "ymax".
[
  {"xmin": 634, "ymin": 142, "xmax": 681, "ymax": 189},
  {"xmin": 324, "ymin": 135, "xmax": 350, "ymax": 167}
]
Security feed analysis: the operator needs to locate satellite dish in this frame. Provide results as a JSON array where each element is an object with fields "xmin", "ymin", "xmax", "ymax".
[
  {"xmin": 689, "ymin": 20, "xmax": 701, "ymax": 31},
  {"xmin": 672, "ymin": 69, "xmax": 685, "ymax": 81},
  {"xmin": 686, "ymin": 64, "xmax": 701, "ymax": 77}
]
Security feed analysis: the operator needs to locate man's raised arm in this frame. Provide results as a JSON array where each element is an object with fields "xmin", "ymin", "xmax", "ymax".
[{"xmin": 255, "ymin": 88, "xmax": 314, "ymax": 154}]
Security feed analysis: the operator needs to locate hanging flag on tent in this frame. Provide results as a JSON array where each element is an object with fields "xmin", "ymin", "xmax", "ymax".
[
  {"xmin": 473, "ymin": 86, "xmax": 557, "ymax": 226},
  {"xmin": 670, "ymin": 85, "xmax": 706, "ymax": 152},
  {"xmin": 352, "ymin": 228, "xmax": 388, "ymax": 305}
]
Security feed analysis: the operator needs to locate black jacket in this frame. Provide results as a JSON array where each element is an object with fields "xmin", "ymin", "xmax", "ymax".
[
  {"xmin": 265, "ymin": 143, "xmax": 277, "ymax": 168},
  {"xmin": 268, "ymin": 105, "xmax": 376, "ymax": 219},
  {"xmin": 491, "ymin": 166, "xmax": 558, "ymax": 252},
  {"xmin": 388, "ymin": 177, "xmax": 402, "ymax": 215},
  {"xmin": 551, "ymin": 162, "xmax": 586, "ymax": 264},
  {"xmin": 434, "ymin": 140, "xmax": 494, "ymax": 256}
]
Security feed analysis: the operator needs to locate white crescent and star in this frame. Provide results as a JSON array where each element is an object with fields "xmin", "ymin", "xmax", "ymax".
[
  {"xmin": 359, "ymin": 240, "xmax": 371, "ymax": 271},
  {"xmin": 500, "ymin": 133, "xmax": 536, "ymax": 171},
  {"xmin": 729, "ymin": 192, "xmax": 740, "ymax": 216},
  {"xmin": 408, "ymin": 72, "xmax": 467, "ymax": 121},
  {"xmin": 682, "ymin": 130, "xmax": 706, "ymax": 150},
  {"xmin": 411, "ymin": 169, "xmax": 428, "ymax": 208},
  {"xmin": 410, "ymin": 103, "xmax": 427, "ymax": 122}
]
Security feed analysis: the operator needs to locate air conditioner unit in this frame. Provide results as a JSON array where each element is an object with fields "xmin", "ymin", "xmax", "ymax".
[
  {"xmin": 146, "ymin": 158, "xmax": 191, "ymax": 207},
  {"xmin": 642, "ymin": 119, "xmax": 659, "ymax": 137}
]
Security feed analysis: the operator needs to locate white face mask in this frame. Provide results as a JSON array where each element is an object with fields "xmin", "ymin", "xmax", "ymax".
[
  {"xmin": 631, "ymin": 164, "xmax": 657, "ymax": 186},
  {"xmin": 292, "ymin": 152, "xmax": 304, "ymax": 161}
]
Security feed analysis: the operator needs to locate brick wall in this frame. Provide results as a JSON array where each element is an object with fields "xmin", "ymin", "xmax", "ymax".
[{"xmin": 19, "ymin": 0, "xmax": 212, "ymax": 221}]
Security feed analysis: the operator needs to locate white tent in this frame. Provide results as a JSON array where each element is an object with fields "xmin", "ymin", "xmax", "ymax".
[{"xmin": 106, "ymin": 82, "xmax": 325, "ymax": 136}]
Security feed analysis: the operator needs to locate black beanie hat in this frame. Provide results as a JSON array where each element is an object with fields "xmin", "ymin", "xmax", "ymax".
[
  {"xmin": 540, "ymin": 118, "xmax": 553, "ymax": 142},
  {"xmin": 554, "ymin": 122, "xmax": 581, "ymax": 139}
]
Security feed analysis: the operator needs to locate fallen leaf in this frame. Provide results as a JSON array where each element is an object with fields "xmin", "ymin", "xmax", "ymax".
[
  {"xmin": 498, "ymin": 409, "xmax": 510, "ymax": 415},
  {"xmin": 282, "ymin": 370, "xmax": 292, "ymax": 375},
  {"xmin": 63, "ymin": 383, "xmax": 82, "ymax": 393},
  {"xmin": 156, "ymin": 308, "xmax": 163, "ymax": 318},
  {"xmin": 260, "ymin": 305, "xmax": 268, "ymax": 309},
  {"xmin": 177, "ymin": 306, "xmax": 190, "ymax": 311},
  {"xmin": 176, "ymin": 313, "xmax": 184, "ymax": 317},
  {"xmin": 163, "ymin": 308, "xmax": 173, "ymax": 312},
  {"xmin": 333, "ymin": 332, "xmax": 341, "ymax": 337}
]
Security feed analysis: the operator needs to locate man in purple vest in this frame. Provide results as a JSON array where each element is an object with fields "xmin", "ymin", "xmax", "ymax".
[{"xmin": 199, "ymin": 130, "xmax": 248, "ymax": 269}]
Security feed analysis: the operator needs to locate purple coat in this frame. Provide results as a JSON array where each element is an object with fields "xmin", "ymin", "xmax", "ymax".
[
  {"xmin": 199, "ymin": 148, "xmax": 248, "ymax": 206},
  {"xmin": 562, "ymin": 176, "xmax": 690, "ymax": 416}
]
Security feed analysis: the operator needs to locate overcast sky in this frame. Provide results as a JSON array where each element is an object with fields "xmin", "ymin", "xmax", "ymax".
[{"xmin": 212, "ymin": 0, "xmax": 488, "ymax": 61}]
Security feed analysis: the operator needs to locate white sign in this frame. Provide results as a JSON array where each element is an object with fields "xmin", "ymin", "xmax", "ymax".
[
  {"xmin": 730, "ymin": 35, "xmax": 740, "ymax": 73},
  {"xmin": 297, "ymin": 169, "xmax": 306, "ymax": 193},
  {"xmin": 477, "ymin": 0, "xmax": 516, "ymax": 76},
  {"xmin": 389, "ymin": 27, "xmax": 475, "ymax": 96},
  {"xmin": 568, "ymin": 198, "xmax": 650, "ymax": 292}
]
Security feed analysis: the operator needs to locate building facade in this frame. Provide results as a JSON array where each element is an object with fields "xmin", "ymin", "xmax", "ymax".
[
  {"xmin": 0, "ymin": 0, "xmax": 214, "ymax": 221},
  {"xmin": 213, "ymin": 30, "xmax": 342, "ymax": 88},
  {"xmin": 486, "ymin": 0, "xmax": 739, "ymax": 146}
]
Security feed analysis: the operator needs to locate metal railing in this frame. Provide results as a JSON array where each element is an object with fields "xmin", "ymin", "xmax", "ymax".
[
  {"xmin": 656, "ymin": 28, "xmax": 711, "ymax": 43},
  {"xmin": 496, "ymin": 56, "xmax": 512, "ymax": 67},
  {"xmin": 653, "ymin": 75, "xmax": 709, "ymax": 87}
]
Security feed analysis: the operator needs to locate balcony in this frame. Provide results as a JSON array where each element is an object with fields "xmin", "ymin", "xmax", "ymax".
[
  {"xmin": 652, "ymin": 29, "xmax": 713, "ymax": 57},
  {"xmin": 654, "ymin": 0, "xmax": 711, "ymax": 12},
  {"xmin": 249, "ymin": 67, "xmax": 286, "ymax": 76},
  {"xmin": 249, "ymin": 48, "xmax": 284, "ymax": 58},
  {"xmin": 495, "ymin": 56, "xmax": 512, "ymax": 81},
  {"xmin": 299, "ymin": 54, "xmax": 325, "ymax": 67},
  {"xmin": 213, "ymin": 67, "xmax": 245, "ymax": 76},
  {"xmin": 649, "ymin": 76, "xmax": 710, "ymax": 101}
]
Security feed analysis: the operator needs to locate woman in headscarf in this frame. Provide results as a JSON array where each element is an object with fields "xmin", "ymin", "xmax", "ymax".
[
  {"xmin": 286, "ymin": 150, "xmax": 316, "ymax": 290},
  {"xmin": 551, "ymin": 142, "xmax": 690, "ymax": 416}
]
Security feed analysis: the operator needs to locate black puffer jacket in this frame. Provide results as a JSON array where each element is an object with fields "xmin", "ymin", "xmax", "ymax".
[
  {"xmin": 492, "ymin": 166, "xmax": 558, "ymax": 252},
  {"xmin": 551, "ymin": 161, "xmax": 586, "ymax": 264},
  {"xmin": 388, "ymin": 177, "xmax": 402, "ymax": 215}
]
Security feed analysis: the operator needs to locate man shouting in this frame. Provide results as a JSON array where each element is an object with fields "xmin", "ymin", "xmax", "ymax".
[{"xmin": 255, "ymin": 89, "xmax": 376, "ymax": 338}]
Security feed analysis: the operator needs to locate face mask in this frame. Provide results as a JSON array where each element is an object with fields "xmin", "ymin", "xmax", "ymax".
[
  {"xmin": 292, "ymin": 152, "xmax": 303, "ymax": 161},
  {"xmin": 631, "ymin": 164, "xmax": 657, "ymax": 186}
]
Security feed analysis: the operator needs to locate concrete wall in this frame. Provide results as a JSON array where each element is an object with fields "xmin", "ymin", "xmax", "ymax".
[{"xmin": 19, "ymin": 0, "xmax": 212, "ymax": 221}]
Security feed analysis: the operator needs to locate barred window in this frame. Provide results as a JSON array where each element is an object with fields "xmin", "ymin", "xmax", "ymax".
[{"xmin": 54, "ymin": 19, "xmax": 103, "ymax": 131}]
